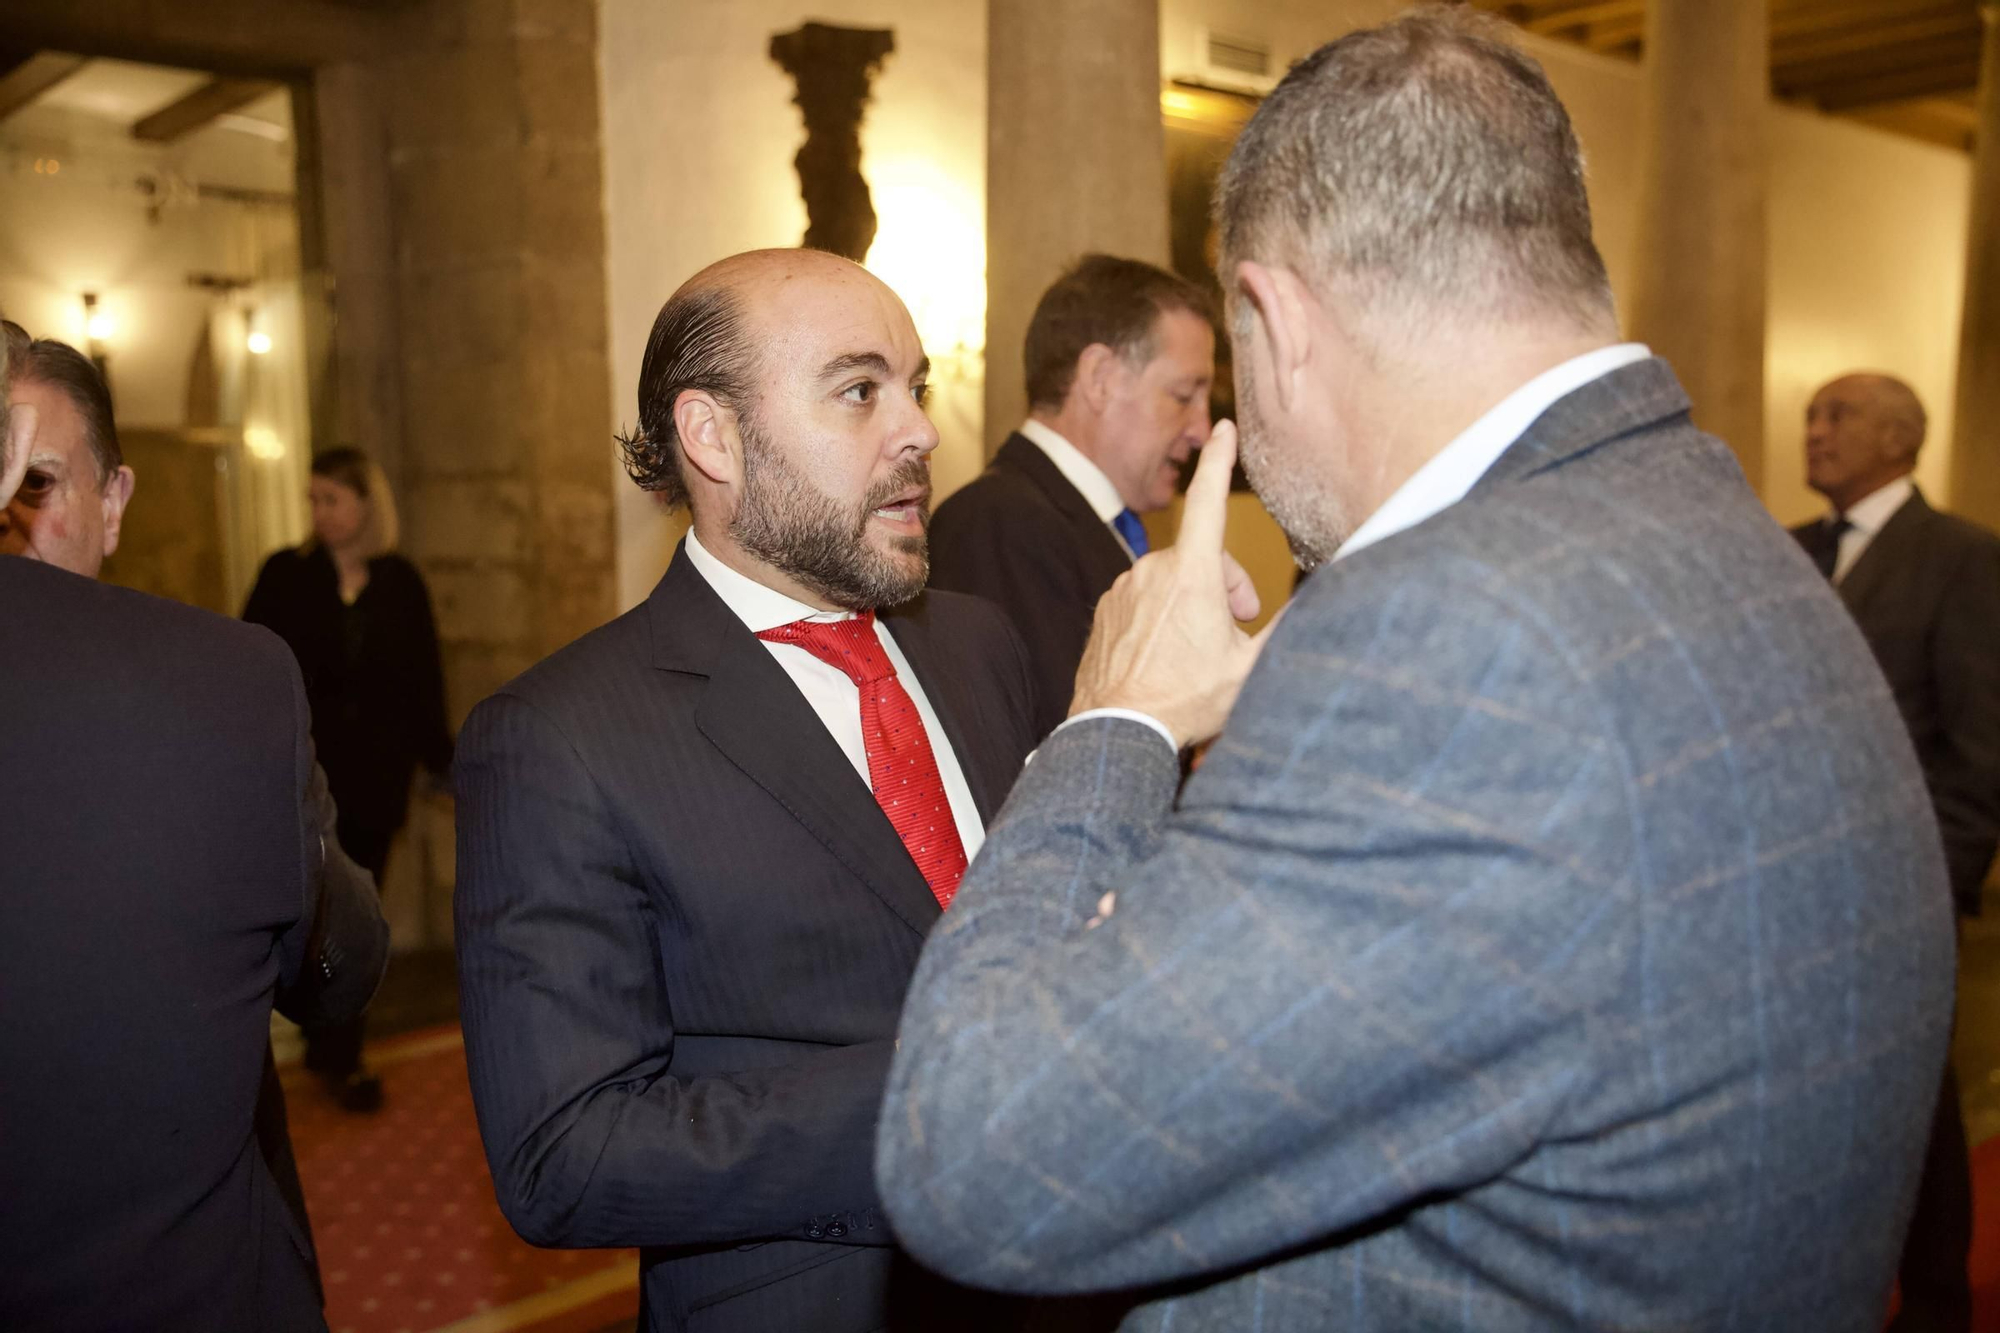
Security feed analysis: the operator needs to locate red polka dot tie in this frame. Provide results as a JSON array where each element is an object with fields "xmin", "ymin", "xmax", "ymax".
[{"xmin": 757, "ymin": 613, "xmax": 968, "ymax": 909}]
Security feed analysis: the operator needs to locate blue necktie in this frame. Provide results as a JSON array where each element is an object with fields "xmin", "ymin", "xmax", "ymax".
[{"xmin": 1112, "ymin": 508, "xmax": 1149, "ymax": 558}]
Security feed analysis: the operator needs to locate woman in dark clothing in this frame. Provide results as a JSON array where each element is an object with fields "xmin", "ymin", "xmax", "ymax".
[{"xmin": 244, "ymin": 446, "xmax": 452, "ymax": 1111}]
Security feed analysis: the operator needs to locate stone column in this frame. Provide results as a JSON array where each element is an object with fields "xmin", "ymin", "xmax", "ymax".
[
  {"xmin": 985, "ymin": 0, "xmax": 1169, "ymax": 452},
  {"xmin": 302, "ymin": 62, "xmax": 403, "ymax": 488},
  {"xmin": 385, "ymin": 0, "xmax": 617, "ymax": 718},
  {"xmin": 1949, "ymin": 2, "xmax": 2000, "ymax": 528},
  {"xmin": 1626, "ymin": 0, "xmax": 1769, "ymax": 488}
]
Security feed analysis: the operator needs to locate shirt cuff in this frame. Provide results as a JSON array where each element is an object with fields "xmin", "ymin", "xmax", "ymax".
[{"xmin": 1052, "ymin": 708, "xmax": 1178, "ymax": 752}]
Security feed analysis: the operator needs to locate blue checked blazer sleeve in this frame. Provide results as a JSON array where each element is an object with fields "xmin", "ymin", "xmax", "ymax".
[{"xmin": 876, "ymin": 564, "xmax": 1636, "ymax": 1294}]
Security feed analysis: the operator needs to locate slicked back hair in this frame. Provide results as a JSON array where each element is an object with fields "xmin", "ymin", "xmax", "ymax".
[
  {"xmin": 2, "ymin": 320, "xmax": 122, "ymax": 485},
  {"xmin": 617, "ymin": 285, "xmax": 756, "ymax": 510},
  {"xmin": 1216, "ymin": 5, "xmax": 1612, "ymax": 333},
  {"xmin": 1024, "ymin": 255, "xmax": 1215, "ymax": 411}
]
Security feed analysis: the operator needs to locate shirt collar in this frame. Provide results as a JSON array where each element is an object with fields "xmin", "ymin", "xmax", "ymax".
[
  {"xmin": 1336, "ymin": 343, "xmax": 1653, "ymax": 562},
  {"xmin": 1018, "ymin": 419, "xmax": 1127, "ymax": 523},
  {"xmin": 1833, "ymin": 475, "xmax": 1915, "ymax": 536},
  {"xmin": 682, "ymin": 529, "xmax": 856, "ymax": 632}
]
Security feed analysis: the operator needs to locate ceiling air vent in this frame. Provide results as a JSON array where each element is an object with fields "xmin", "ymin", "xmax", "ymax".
[{"xmin": 1205, "ymin": 32, "xmax": 1271, "ymax": 80}]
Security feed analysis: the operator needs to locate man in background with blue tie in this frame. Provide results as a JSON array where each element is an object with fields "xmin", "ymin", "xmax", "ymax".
[{"xmin": 929, "ymin": 255, "xmax": 1215, "ymax": 738}]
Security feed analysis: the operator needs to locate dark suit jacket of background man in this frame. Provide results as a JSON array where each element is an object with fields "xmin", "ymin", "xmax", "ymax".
[
  {"xmin": 1792, "ymin": 489, "xmax": 2000, "ymax": 915},
  {"xmin": 454, "ymin": 546, "xmax": 1040, "ymax": 1333},
  {"xmin": 878, "ymin": 360, "xmax": 1957, "ymax": 1331},
  {"xmin": 0, "ymin": 556, "xmax": 331, "ymax": 1332},
  {"xmin": 930, "ymin": 432, "xmax": 1134, "ymax": 737}
]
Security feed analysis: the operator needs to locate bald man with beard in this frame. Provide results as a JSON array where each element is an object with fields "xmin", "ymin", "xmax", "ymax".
[
  {"xmin": 453, "ymin": 251, "xmax": 1053, "ymax": 1332},
  {"xmin": 1793, "ymin": 371, "xmax": 2000, "ymax": 1333}
]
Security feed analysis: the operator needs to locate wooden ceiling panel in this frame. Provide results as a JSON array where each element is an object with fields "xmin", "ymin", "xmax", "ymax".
[{"xmin": 1466, "ymin": 0, "xmax": 1988, "ymax": 145}]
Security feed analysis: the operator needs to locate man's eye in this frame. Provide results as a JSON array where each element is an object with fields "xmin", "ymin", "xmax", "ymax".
[
  {"xmin": 841, "ymin": 382, "xmax": 876, "ymax": 404},
  {"xmin": 912, "ymin": 383, "xmax": 931, "ymax": 409},
  {"xmin": 18, "ymin": 470, "xmax": 55, "ymax": 498}
]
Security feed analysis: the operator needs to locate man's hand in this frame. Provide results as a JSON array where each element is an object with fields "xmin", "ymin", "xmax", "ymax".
[
  {"xmin": 0, "ymin": 402, "xmax": 36, "ymax": 510},
  {"xmin": 1069, "ymin": 419, "xmax": 1280, "ymax": 749}
]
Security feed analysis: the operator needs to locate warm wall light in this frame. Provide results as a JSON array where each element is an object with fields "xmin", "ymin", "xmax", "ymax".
[
  {"xmin": 82, "ymin": 292, "xmax": 116, "ymax": 342},
  {"xmin": 244, "ymin": 426, "xmax": 285, "ymax": 461},
  {"xmin": 247, "ymin": 330, "xmax": 272, "ymax": 355},
  {"xmin": 865, "ymin": 169, "xmax": 985, "ymax": 376}
]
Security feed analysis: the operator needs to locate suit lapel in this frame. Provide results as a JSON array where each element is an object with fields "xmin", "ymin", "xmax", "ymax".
[
  {"xmin": 1835, "ymin": 488, "xmax": 1932, "ymax": 619},
  {"xmin": 882, "ymin": 597, "xmax": 1005, "ymax": 824},
  {"xmin": 648, "ymin": 549, "xmax": 941, "ymax": 936},
  {"xmin": 994, "ymin": 434, "xmax": 1133, "ymax": 577}
]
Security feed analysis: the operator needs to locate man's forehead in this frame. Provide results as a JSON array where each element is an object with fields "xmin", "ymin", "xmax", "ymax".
[
  {"xmin": 12, "ymin": 377, "xmax": 85, "ymax": 461},
  {"xmin": 743, "ymin": 269, "xmax": 921, "ymax": 370}
]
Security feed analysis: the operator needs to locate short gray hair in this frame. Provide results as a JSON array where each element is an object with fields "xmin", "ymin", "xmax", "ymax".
[{"xmin": 1216, "ymin": 6, "xmax": 1612, "ymax": 330}]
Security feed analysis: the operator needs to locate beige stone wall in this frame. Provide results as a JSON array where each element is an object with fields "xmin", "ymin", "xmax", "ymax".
[{"xmin": 383, "ymin": 0, "xmax": 619, "ymax": 717}]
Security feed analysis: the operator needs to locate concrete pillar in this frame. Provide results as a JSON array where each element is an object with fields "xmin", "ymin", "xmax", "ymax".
[
  {"xmin": 985, "ymin": 0, "xmax": 1169, "ymax": 453},
  {"xmin": 385, "ymin": 0, "xmax": 617, "ymax": 720},
  {"xmin": 1626, "ymin": 0, "xmax": 1769, "ymax": 488},
  {"xmin": 1949, "ymin": 2, "xmax": 2000, "ymax": 528}
]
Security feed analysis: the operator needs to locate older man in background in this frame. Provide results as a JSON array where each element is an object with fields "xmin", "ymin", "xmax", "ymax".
[
  {"xmin": 1793, "ymin": 371, "xmax": 2000, "ymax": 1333},
  {"xmin": 0, "ymin": 325, "xmax": 133, "ymax": 573},
  {"xmin": 878, "ymin": 11, "xmax": 1955, "ymax": 1331}
]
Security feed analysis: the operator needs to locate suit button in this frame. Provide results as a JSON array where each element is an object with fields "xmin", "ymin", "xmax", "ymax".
[
  {"xmin": 827, "ymin": 1222, "xmax": 847, "ymax": 1238},
  {"xmin": 806, "ymin": 1225, "xmax": 825, "ymax": 1239}
]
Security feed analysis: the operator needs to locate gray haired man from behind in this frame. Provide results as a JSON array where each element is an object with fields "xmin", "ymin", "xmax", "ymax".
[{"xmin": 876, "ymin": 8, "xmax": 1954, "ymax": 1331}]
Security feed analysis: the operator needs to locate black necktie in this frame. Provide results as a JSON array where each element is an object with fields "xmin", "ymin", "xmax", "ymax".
[{"xmin": 1811, "ymin": 515, "xmax": 1851, "ymax": 581}]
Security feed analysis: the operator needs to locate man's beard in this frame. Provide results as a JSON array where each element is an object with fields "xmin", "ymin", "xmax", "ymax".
[
  {"xmin": 1235, "ymin": 369, "xmax": 1353, "ymax": 573},
  {"xmin": 730, "ymin": 415, "xmax": 931, "ymax": 611}
]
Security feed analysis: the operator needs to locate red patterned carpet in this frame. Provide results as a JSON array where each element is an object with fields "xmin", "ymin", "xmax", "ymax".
[
  {"xmin": 284, "ymin": 1025, "xmax": 638, "ymax": 1333},
  {"xmin": 1968, "ymin": 1134, "xmax": 2000, "ymax": 1332}
]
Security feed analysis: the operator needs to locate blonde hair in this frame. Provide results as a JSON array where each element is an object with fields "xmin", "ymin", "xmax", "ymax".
[{"xmin": 308, "ymin": 446, "xmax": 399, "ymax": 556}]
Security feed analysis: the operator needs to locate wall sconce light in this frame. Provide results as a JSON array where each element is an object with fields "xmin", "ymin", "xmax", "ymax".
[
  {"xmin": 82, "ymin": 292, "xmax": 116, "ymax": 343},
  {"xmin": 245, "ymin": 426, "xmax": 286, "ymax": 461},
  {"xmin": 245, "ymin": 307, "xmax": 271, "ymax": 355}
]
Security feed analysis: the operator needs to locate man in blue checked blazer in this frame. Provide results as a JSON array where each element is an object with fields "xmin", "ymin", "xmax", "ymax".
[{"xmin": 876, "ymin": 12, "xmax": 1956, "ymax": 1332}]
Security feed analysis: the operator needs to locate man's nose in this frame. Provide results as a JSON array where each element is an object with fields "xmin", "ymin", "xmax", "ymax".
[{"xmin": 898, "ymin": 398, "xmax": 940, "ymax": 457}]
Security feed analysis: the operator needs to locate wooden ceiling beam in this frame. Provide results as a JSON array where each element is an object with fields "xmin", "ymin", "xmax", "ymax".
[
  {"xmin": 1804, "ymin": 59, "xmax": 1983, "ymax": 110},
  {"xmin": 131, "ymin": 75, "xmax": 277, "ymax": 143},
  {"xmin": 1524, "ymin": 0, "xmax": 1644, "ymax": 36},
  {"xmin": 1775, "ymin": 10, "xmax": 1979, "ymax": 64},
  {"xmin": 1777, "ymin": 31, "xmax": 1983, "ymax": 88},
  {"xmin": 0, "ymin": 51, "xmax": 87, "ymax": 124}
]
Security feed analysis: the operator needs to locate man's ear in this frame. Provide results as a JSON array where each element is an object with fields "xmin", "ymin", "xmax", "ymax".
[
  {"xmin": 673, "ymin": 390, "xmax": 741, "ymax": 490},
  {"xmin": 0, "ymin": 402, "xmax": 37, "ymax": 508},
  {"xmin": 1074, "ymin": 343, "xmax": 1123, "ymax": 414},
  {"xmin": 100, "ymin": 464, "xmax": 136, "ymax": 558},
  {"xmin": 1233, "ymin": 261, "xmax": 1313, "ymax": 413}
]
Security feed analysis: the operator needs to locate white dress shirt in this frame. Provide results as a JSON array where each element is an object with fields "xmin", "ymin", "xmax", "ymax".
[
  {"xmin": 1018, "ymin": 418, "xmax": 1140, "ymax": 559},
  {"xmin": 1825, "ymin": 475, "xmax": 1914, "ymax": 585},
  {"xmin": 681, "ymin": 531, "xmax": 985, "ymax": 859},
  {"xmin": 1065, "ymin": 342, "xmax": 1654, "ymax": 752}
]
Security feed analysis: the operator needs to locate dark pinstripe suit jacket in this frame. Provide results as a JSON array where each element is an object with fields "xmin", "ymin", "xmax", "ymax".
[
  {"xmin": 0, "ymin": 557, "xmax": 325, "ymax": 1332},
  {"xmin": 1792, "ymin": 490, "xmax": 2000, "ymax": 915},
  {"xmin": 878, "ymin": 359, "xmax": 1958, "ymax": 1330},
  {"xmin": 454, "ymin": 547, "xmax": 1038, "ymax": 1332}
]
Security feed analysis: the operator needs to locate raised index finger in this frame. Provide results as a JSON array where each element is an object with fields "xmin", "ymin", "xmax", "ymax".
[{"xmin": 1178, "ymin": 417, "xmax": 1236, "ymax": 557}]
